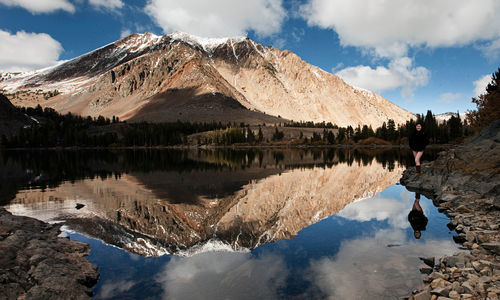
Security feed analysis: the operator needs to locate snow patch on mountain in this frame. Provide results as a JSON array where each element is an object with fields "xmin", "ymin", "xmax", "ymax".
[
  {"xmin": 0, "ymin": 72, "xmax": 93, "ymax": 94},
  {"xmin": 119, "ymin": 32, "xmax": 162, "ymax": 53},
  {"xmin": 0, "ymin": 62, "xmax": 63, "ymax": 91},
  {"xmin": 352, "ymin": 85, "xmax": 376, "ymax": 98},
  {"xmin": 169, "ymin": 31, "xmax": 246, "ymax": 52},
  {"xmin": 311, "ymin": 67, "xmax": 327, "ymax": 81},
  {"xmin": 435, "ymin": 112, "xmax": 465, "ymax": 123}
]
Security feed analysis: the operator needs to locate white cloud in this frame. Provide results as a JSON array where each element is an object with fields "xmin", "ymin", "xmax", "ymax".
[
  {"xmin": 473, "ymin": 74, "xmax": 492, "ymax": 97},
  {"xmin": 120, "ymin": 29, "xmax": 132, "ymax": 39},
  {"xmin": 438, "ymin": 92, "xmax": 462, "ymax": 104},
  {"xmin": 0, "ymin": 30, "xmax": 63, "ymax": 72},
  {"xmin": 479, "ymin": 38, "xmax": 500, "ymax": 60},
  {"xmin": 144, "ymin": 0, "xmax": 286, "ymax": 37},
  {"xmin": 0, "ymin": 0, "xmax": 75, "ymax": 13},
  {"xmin": 89, "ymin": 0, "xmax": 123, "ymax": 10},
  {"xmin": 272, "ymin": 38, "xmax": 286, "ymax": 49},
  {"xmin": 158, "ymin": 251, "xmax": 288, "ymax": 299},
  {"xmin": 336, "ymin": 57, "xmax": 430, "ymax": 97},
  {"xmin": 331, "ymin": 62, "xmax": 344, "ymax": 73},
  {"xmin": 300, "ymin": 0, "xmax": 500, "ymax": 59}
]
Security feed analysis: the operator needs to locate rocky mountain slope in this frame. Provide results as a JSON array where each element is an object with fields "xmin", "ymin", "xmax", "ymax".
[
  {"xmin": 0, "ymin": 94, "xmax": 34, "ymax": 140},
  {"xmin": 0, "ymin": 32, "xmax": 413, "ymax": 127}
]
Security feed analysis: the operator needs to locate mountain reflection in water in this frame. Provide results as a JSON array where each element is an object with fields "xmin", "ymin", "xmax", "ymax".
[
  {"xmin": 1, "ymin": 148, "xmax": 434, "ymax": 256},
  {"xmin": 0, "ymin": 148, "xmax": 459, "ymax": 299}
]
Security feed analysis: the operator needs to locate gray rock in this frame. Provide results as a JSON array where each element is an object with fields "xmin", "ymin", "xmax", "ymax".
[
  {"xmin": 443, "ymin": 256, "xmax": 466, "ymax": 268},
  {"xmin": 472, "ymin": 261, "xmax": 482, "ymax": 271},
  {"xmin": 461, "ymin": 281, "xmax": 474, "ymax": 293},
  {"xmin": 492, "ymin": 197, "xmax": 500, "ymax": 210},
  {"xmin": 420, "ymin": 266, "xmax": 434, "ymax": 275},
  {"xmin": 0, "ymin": 208, "xmax": 99, "ymax": 300},
  {"xmin": 431, "ymin": 286, "xmax": 451, "ymax": 296},
  {"xmin": 420, "ymin": 257, "xmax": 436, "ymax": 268},
  {"xmin": 481, "ymin": 242, "xmax": 500, "ymax": 255},
  {"xmin": 448, "ymin": 290, "xmax": 460, "ymax": 300},
  {"xmin": 412, "ymin": 288, "xmax": 431, "ymax": 300}
]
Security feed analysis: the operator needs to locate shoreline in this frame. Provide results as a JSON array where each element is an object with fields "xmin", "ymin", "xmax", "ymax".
[
  {"xmin": 1, "ymin": 143, "xmax": 452, "ymax": 151},
  {"xmin": 400, "ymin": 120, "xmax": 500, "ymax": 300}
]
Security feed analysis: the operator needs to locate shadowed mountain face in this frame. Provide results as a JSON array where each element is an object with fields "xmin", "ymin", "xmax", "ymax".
[
  {"xmin": 0, "ymin": 33, "xmax": 413, "ymax": 127},
  {"xmin": 126, "ymin": 87, "xmax": 282, "ymax": 124},
  {"xmin": 0, "ymin": 94, "xmax": 33, "ymax": 139},
  {"xmin": 3, "ymin": 149, "xmax": 409, "ymax": 256}
]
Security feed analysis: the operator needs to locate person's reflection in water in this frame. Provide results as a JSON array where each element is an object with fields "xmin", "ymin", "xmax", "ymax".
[{"xmin": 408, "ymin": 193, "xmax": 428, "ymax": 239}]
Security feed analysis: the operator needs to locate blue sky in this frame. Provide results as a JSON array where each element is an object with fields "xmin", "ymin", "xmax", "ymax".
[{"xmin": 1, "ymin": 0, "xmax": 499, "ymax": 115}]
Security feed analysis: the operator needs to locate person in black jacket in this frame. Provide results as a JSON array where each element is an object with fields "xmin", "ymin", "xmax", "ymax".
[
  {"xmin": 409, "ymin": 123, "xmax": 428, "ymax": 175},
  {"xmin": 408, "ymin": 193, "xmax": 427, "ymax": 239}
]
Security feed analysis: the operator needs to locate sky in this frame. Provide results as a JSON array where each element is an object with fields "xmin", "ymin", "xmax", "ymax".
[{"xmin": 0, "ymin": 0, "xmax": 499, "ymax": 115}]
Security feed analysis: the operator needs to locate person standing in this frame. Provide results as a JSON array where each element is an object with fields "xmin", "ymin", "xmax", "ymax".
[{"xmin": 409, "ymin": 123, "xmax": 429, "ymax": 175}]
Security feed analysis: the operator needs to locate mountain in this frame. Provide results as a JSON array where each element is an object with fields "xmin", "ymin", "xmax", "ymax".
[
  {"xmin": 434, "ymin": 112, "xmax": 465, "ymax": 123},
  {"xmin": 0, "ymin": 32, "xmax": 414, "ymax": 127},
  {"xmin": 0, "ymin": 93, "xmax": 34, "ymax": 140}
]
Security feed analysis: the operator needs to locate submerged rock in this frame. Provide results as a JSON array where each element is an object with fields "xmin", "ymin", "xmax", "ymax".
[
  {"xmin": 0, "ymin": 208, "xmax": 99, "ymax": 300},
  {"xmin": 400, "ymin": 119, "xmax": 500, "ymax": 299},
  {"xmin": 420, "ymin": 256, "xmax": 436, "ymax": 268}
]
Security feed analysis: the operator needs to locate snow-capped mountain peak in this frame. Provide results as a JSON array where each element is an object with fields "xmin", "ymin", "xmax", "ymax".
[
  {"xmin": 168, "ymin": 31, "xmax": 247, "ymax": 52},
  {"xmin": 116, "ymin": 32, "xmax": 163, "ymax": 52},
  {"xmin": 434, "ymin": 112, "xmax": 465, "ymax": 123}
]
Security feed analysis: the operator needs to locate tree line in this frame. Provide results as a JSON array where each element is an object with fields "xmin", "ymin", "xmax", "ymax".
[
  {"xmin": 274, "ymin": 110, "xmax": 470, "ymax": 145},
  {"xmin": 1, "ymin": 106, "xmax": 472, "ymax": 148},
  {"xmin": 1, "ymin": 105, "xmax": 240, "ymax": 147},
  {"xmin": 0, "ymin": 103, "xmax": 480, "ymax": 148}
]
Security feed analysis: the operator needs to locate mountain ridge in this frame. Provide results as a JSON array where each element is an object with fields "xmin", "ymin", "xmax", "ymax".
[{"xmin": 0, "ymin": 32, "xmax": 414, "ymax": 127}]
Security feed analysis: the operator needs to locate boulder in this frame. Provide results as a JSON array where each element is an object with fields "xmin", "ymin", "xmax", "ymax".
[{"xmin": 0, "ymin": 208, "xmax": 99, "ymax": 300}]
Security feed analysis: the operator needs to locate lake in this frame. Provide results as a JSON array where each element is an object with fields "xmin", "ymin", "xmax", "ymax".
[{"xmin": 0, "ymin": 148, "xmax": 460, "ymax": 299}]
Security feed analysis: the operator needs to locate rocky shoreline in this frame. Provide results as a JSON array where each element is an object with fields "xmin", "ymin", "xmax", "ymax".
[
  {"xmin": 0, "ymin": 208, "xmax": 99, "ymax": 300},
  {"xmin": 401, "ymin": 120, "xmax": 500, "ymax": 300}
]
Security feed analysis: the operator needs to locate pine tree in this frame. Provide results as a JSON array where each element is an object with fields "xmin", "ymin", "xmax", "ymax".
[
  {"xmin": 272, "ymin": 127, "xmax": 284, "ymax": 141},
  {"xmin": 336, "ymin": 128, "xmax": 345, "ymax": 143},
  {"xmin": 448, "ymin": 112, "xmax": 463, "ymax": 141},
  {"xmin": 257, "ymin": 127, "xmax": 264, "ymax": 142},
  {"xmin": 246, "ymin": 128, "xmax": 255, "ymax": 143},
  {"xmin": 327, "ymin": 131, "xmax": 335, "ymax": 144},
  {"xmin": 467, "ymin": 68, "xmax": 500, "ymax": 131},
  {"xmin": 387, "ymin": 119, "xmax": 396, "ymax": 141}
]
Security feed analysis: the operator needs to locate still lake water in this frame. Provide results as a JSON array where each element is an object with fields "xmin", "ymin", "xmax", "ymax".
[{"xmin": 1, "ymin": 148, "xmax": 460, "ymax": 299}]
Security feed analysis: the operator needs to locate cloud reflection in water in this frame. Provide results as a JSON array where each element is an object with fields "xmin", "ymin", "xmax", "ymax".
[
  {"xmin": 158, "ymin": 251, "xmax": 288, "ymax": 300},
  {"xmin": 307, "ymin": 190, "xmax": 458, "ymax": 299},
  {"xmin": 308, "ymin": 229, "xmax": 458, "ymax": 299}
]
